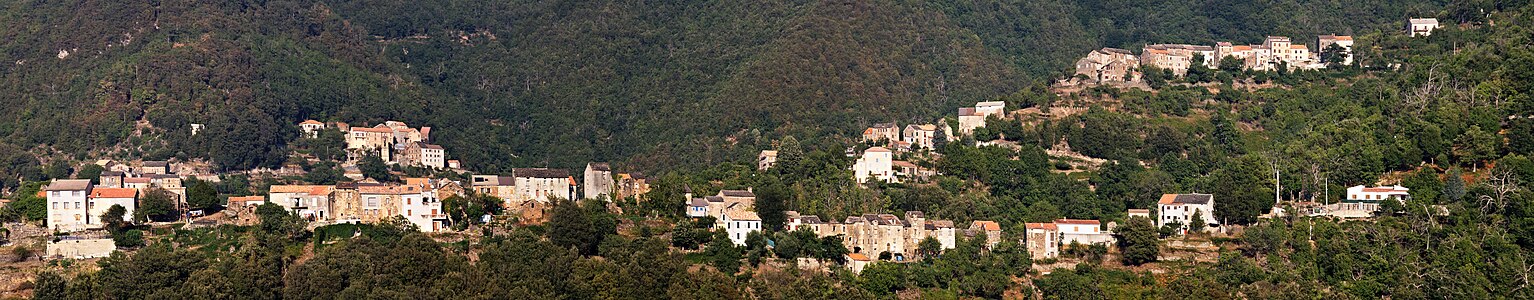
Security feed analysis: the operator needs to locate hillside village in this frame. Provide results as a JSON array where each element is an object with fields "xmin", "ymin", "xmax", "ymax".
[
  {"xmin": 1071, "ymin": 18, "xmax": 1442, "ymax": 86},
  {"xmin": 4, "ymin": 9, "xmax": 1534, "ymax": 298}
]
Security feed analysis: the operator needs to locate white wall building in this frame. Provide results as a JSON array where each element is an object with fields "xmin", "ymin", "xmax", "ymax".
[
  {"xmin": 88, "ymin": 188, "xmax": 138, "ymax": 223},
  {"xmin": 1317, "ymin": 35, "xmax": 1355, "ymax": 65},
  {"xmin": 1342, "ymin": 185, "xmax": 1411, "ymax": 211},
  {"xmin": 1157, "ymin": 193, "xmax": 1218, "ymax": 235},
  {"xmin": 1055, "ymin": 219, "xmax": 1113, "ymax": 246},
  {"xmin": 512, "ymin": 168, "xmax": 575, "ymax": 204},
  {"xmin": 853, "ymin": 147, "xmax": 896, "ymax": 183},
  {"xmin": 722, "ymin": 210, "xmax": 762, "ymax": 246},
  {"xmin": 583, "ymin": 163, "xmax": 615, "ymax": 200},
  {"xmin": 46, "ymin": 179, "xmax": 94, "ymax": 232},
  {"xmin": 902, "ymin": 124, "xmax": 938, "ymax": 150},
  {"xmin": 957, "ymin": 101, "xmax": 1005, "ymax": 136},
  {"xmin": 1409, "ymin": 18, "xmax": 1441, "ymax": 37}
]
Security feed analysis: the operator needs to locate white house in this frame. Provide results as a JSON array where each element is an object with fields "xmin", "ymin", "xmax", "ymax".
[
  {"xmin": 1157, "ymin": 193, "xmax": 1217, "ymax": 235},
  {"xmin": 957, "ymin": 101, "xmax": 1006, "ymax": 136},
  {"xmin": 583, "ymin": 163, "xmax": 615, "ymax": 200},
  {"xmin": 46, "ymin": 179, "xmax": 94, "ymax": 232},
  {"xmin": 1055, "ymin": 219, "xmax": 1112, "ymax": 246},
  {"xmin": 722, "ymin": 210, "xmax": 762, "ymax": 246},
  {"xmin": 511, "ymin": 168, "xmax": 575, "ymax": 204},
  {"xmin": 418, "ymin": 143, "xmax": 447, "ymax": 169},
  {"xmin": 398, "ymin": 184, "xmax": 447, "ymax": 232},
  {"xmin": 299, "ymin": 120, "xmax": 325, "ymax": 138},
  {"xmin": 1409, "ymin": 18, "xmax": 1441, "ymax": 37},
  {"xmin": 1317, "ymin": 35, "xmax": 1355, "ymax": 65},
  {"xmin": 268, "ymin": 185, "xmax": 334, "ymax": 220},
  {"xmin": 1343, "ymin": 185, "xmax": 1411, "ymax": 212},
  {"xmin": 853, "ymin": 147, "xmax": 896, "ymax": 184},
  {"xmin": 902, "ymin": 124, "xmax": 938, "ymax": 150},
  {"xmin": 88, "ymin": 188, "xmax": 137, "ymax": 223}
]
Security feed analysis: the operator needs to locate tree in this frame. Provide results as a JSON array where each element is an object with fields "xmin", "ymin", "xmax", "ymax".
[
  {"xmin": 101, "ymin": 204, "xmax": 127, "ymax": 233},
  {"xmin": 76, "ymin": 164, "xmax": 104, "ymax": 183},
  {"xmin": 1218, "ymin": 56, "xmax": 1244, "ymax": 73},
  {"xmin": 703, "ymin": 231, "xmax": 742, "ymax": 274},
  {"xmin": 859, "ymin": 262, "xmax": 906, "ymax": 295},
  {"xmin": 1445, "ymin": 168, "xmax": 1467, "ymax": 202},
  {"xmin": 113, "ymin": 229, "xmax": 145, "ymax": 248},
  {"xmin": 917, "ymin": 236, "xmax": 942, "ymax": 259},
  {"xmin": 136, "ymin": 188, "xmax": 178, "ymax": 222},
  {"xmin": 755, "ymin": 183, "xmax": 789, "ymax": 231},
  {"xmin": 187, "ymin": 179, "xmax": 220, "ymax": 211},
  {"xmin": 1188, "ymin": 209, "xmax": 1207, "ymax": 233},
  {"xmin": 33, "ymin": 271, "xmax": 67, "ymax": 300},
  {"xmin": 359, "ymin": 152, "xmax": 398, "ymax": 182},
  {"xmin": 547, "ymin": 199, "xmax": 611, "ymax": 256},
  {"xmin": 1510, "ymin": 119, "xmax": 1534, "ymax": 156},
  {"xmin": 42, "ymin": 160, "xmax": 72, "ymax": 180},
  {"xmin": 255, "ymin": 202, "xmax": 303, "ymax": 237},
  {"xmin": 1455, "ymin": 125, "xmax": 1499, "ymax": 171},
  {"xmin": 667, "ymin": 268, "xmax": 743, "ymax": 300},
  {"xmin": 1116, "ymin": 217, "xmax": 1159, "ymax": 266},
  {"xmin": 1319, "ymin": 43, "xmax": 1349, "ymax": 67}
]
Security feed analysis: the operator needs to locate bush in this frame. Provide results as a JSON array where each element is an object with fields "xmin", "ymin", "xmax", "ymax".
[{"xmin": 114, "ymin": 230, "xmax": 145, "ymax": 248}]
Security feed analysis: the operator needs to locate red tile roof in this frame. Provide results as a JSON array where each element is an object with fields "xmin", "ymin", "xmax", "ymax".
[
  {"xmin": 1026, "ymin": 222, "xmax": 1058, "ymax": 230},
  {"xmin": 300, "ymin": 120, "xmax": 323, "ymax": 125},
  {"xmin": 847, "ymin": 253, "xmax": 871, "ymax": 261},
  {"xmin": 973, "ymin": 220, "xmax": 1001, "ymax": 231},
  {"xmin": 90, "ymin": 188, "xmax": 138, "ymax": 199}
]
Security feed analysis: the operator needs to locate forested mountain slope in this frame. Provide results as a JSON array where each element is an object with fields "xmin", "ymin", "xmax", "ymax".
[{"xmin": 0, "ymin": 0, "xmax": 1459, "ymax": 179}]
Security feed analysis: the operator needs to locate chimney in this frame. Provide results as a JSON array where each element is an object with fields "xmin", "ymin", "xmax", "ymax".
[{"xmin": 747, "ymin": 187, "xmax": 753, "ymax": 193}]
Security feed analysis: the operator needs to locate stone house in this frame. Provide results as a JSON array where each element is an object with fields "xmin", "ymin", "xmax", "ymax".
[
  {"xmin": 1074, "ymin": 47, "xmax": 1140, "ymax": 82},
  {"xmin": 98, "ymin": 171, "xmax": 124, "ymax": 188},
  {"xmin": 399, "ymin": 142, "xmax": 447, "ymax": 169},
  {"xmin": 862, "ymin": 123, "xmax": 901, "ymax": 144},
  {"xmin": 615, "ymin": 172, "xmax": 650, "ymax": 201},
  {"xmin": 348, "ymin": 126, "xmax": 396, "ymax": 160},
  {"xmin": 583, "ymin": 163, "xmax": 615, "ymax": 200},
  {"xmin": 901, "ymin": 124, "xmax": 938, "ymax": 150},
  {"xmin": 788, "ymin": 210, "xmax": 957, "ymax": 262},
  {"xmin": 510, "ymin": 168, "xmax": 576, "ymax": 205},
  {"xmin": 967, "ymin": 220, "xmax": 1003, "ymax": 249},
  {"xmin": 470, "ymin": 175, "xmax": 517, "ymax": 201},
  {"xmin": 1024, "ymin": 222, "xmax": 1059, "ymax": 259},
  {"xmin": 957, "ymin": 101, "xmax": 1005, "ymax": 136},
  {"xmin": 268, "ymin": 185, "xmax": 334, "ymax": 221},
  {"xmin": 758, "ymin": 150, "xmax": 778, "ymax": 170},
  {"xmin": 1141, "ymin": 44, "xmax": 1216, "ymax": 75},
  {"xmin": 141, "ymin": 161, "xmax": 170, "ymax": 175}
]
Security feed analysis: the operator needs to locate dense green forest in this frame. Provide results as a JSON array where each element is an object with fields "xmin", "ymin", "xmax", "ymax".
[{"xmin": 0, "ymin": 0, "xmax": 1476, "ymax": 183}]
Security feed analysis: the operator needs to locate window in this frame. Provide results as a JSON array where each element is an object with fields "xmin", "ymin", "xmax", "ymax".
[{"xmin": 366, "ymin": 197, "xmax": 379, "ymax": 208}]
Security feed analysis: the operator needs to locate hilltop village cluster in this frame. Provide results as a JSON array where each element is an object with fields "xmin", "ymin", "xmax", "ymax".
[
  {"xmin": 38, "ymin": 120, "xmax": 652, "ymax": 257},
  {"xmin": 729, "ymin": 98, "xmax": 1425, "ymax": 271},
  {"xmin": 1073, "ymin": 18, "xmax": 1441, "ymax": 84}
]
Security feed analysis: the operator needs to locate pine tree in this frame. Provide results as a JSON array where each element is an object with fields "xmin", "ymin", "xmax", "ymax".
[{"xmin": 1445, "ymin": 168, "xmax": 1467, "ymax": 202}]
